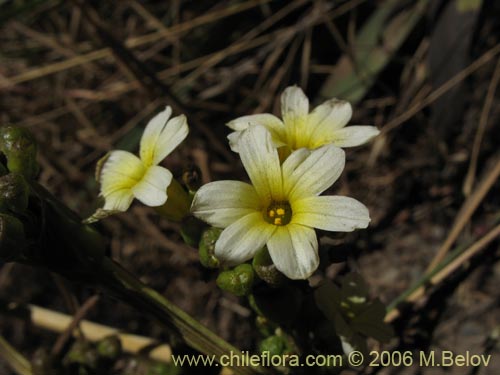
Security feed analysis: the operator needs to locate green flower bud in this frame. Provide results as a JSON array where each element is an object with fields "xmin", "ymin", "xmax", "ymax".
[
  {"xmin": 216, "ymin": 264, "xmax": 254, "ymax": 296},
  {"xmin": 63, "ymin": 340, "xmax": 99, "ymax": 370},
  {"xmin": 0, "ymin": 213, "xmax": 28, "ymax": 262},
  {"xmin": 0, "ymin": 173, "xmax": 29, "ymax": 214},
  {"xmin": 258, "ymin": 335, "xmax": 289, "ymax": 356},
  {"xmin": 182, "ymin": 163, "xmax": 202, "ymax": 193},
  {"xmin": 0, "ymin": 126, "xmax": 39, "ymax": 180},
  {"xmin": 180, "ymin": 215, "xmax": 206, "ymax": 247},
  {"xmin": 252, "ymin": 246, "xmax": 286, "ymax": 287},
  {"xmin": 96, "ymin": 335, "xmax": 122, "ymax": 360},
  {"xmin": 198, "ymin": 227, "xmax": 221, "ymax": 268}
]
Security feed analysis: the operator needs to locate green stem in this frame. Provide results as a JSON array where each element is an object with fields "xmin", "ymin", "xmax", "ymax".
[
  {"xmin": 0, "ymin": 334, "xmax": 32, "ymax": 375},
  {"xmin": 15, "ymin": 183, "xmax": 274, "ymax": 374},
  {"xmin": 96, "ymin": 257, "xmax": 273, "ymax": 375}
]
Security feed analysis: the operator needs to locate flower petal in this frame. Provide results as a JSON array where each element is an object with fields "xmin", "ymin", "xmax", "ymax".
[
  {"xmin": 99, "ymin": 150, "xmax": 144, "ymax": 197},
  {"xmin": 238, "ymin": 125, "xmax": 283, "ymax": 203},
  {"xmin": 281, "ymin": 86, "xmax": 310, "ymax": 149},
  {"xmin": 151, "ymin": 114, "xmax": 189, "ymax": 165},
  {"xmin": 281, "ymin": 147, "xmax": 311, "ymax": 176},
  {"xmin": 330, "ymin": 126, "xmax": 380, "ymax": 147},
  {"xmin": 292, "ymin": 196, "xmax": 370, "ymax": 231},
  {"xmin": 227, "ymin": 114, "xmax": 284, "ymax": 132},
  {"xmin": 267, "ymin": 224, "xmax": 318, "ymax": 280},
  {"xmin": 139, "ymin": 106, "xmax": 172, "ymax": 166},
  {"xmin": 191, "ymin": 181, "xmax": 261, "ymax": 227},
  {"xmin": 283, "ymin": 145, "xmax": 345, "ymax": 201},
  {"xmin": 102, "ymin": 189, "xmax": 135, "ymax": 212},
  {"xmin": 215, "ymin": 212, "xmax": 276, "ymax": 266},
  {"xmin": 131, "ymin": 165, "xmax": 172, "ymax": 207},
  {"xmin": 227, "ymin": 131, "xmax": 243, "ymax": 153},
  {"xmin": 227, "ymin": 114, "xmax": 286, "ymax": 153},
  {"xmin": 281, "ymin": 86, "xmax": 309, "ymax": 125},
  {"xmin": 308, "ymin": 99, "xmax": 352, "ymax": 148}
]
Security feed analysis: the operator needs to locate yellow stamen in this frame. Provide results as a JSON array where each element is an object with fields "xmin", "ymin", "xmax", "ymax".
[{"xmin": 263, "ymin": 201, "xmax": 292, "ymax": 226}]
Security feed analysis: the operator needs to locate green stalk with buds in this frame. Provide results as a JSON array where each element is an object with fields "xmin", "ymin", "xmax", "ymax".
[{"xmin": 0, "ymin": 125, "xmax": 270, "ymax": 375}]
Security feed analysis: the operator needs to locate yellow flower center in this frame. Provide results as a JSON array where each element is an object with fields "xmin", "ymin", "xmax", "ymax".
[{"xmin": 264, "ymin": 201, "xmax": 292, "ymax": 226}]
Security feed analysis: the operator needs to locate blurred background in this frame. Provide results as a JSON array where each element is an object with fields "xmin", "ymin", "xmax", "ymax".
[{"xmin": 1, "ymin": 0, "xmax": 500, "ymax": 374}]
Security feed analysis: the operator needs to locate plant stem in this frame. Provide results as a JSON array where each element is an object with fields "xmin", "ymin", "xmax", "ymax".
[
  {"xmin": 0, "ymin": 334, "xmax": 32, "ymax": 375},
  {"xmin": 96, "ymin": 257, "xmax": 273, "ymax": 375}
]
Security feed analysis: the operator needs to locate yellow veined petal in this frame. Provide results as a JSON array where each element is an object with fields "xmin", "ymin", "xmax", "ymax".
[
  {"xmin": 150, "ymin": 114, "xmax": 188, "ymax": 165},
  {"xmin": 329, "ymin": 126, "xmax": 380, "ymax": 147},
  {"xmin": 282, "ymin": 145, "xmax": 345, "ymax": 201},
  {"xmin": 281, "ymin": 86, "xmax": 309, "ymax": 125},
  {"xmin": 307, "ymin": 99, "xmax": 352, "ymax": 148},
  {"xmin": 226, "ymin": 114, "xmax": 286, "ymax": 153},
  {"xmin": 281, "ymin": 86, "xmax": 309, "ymax": 149},
  {"xmin": 191, "ymin": 180, "xmax": 261, "ymax": 228},
  {"xmin": 99, "ymin": 150, "xmax": 144, "ymax": 197},
  {"xmin": 139, "ymin": 106, "xmax": 173, "ymax": 166},
  {"xmin": 281, "ymin": 147, "xmax": 311, "ymax": 177},
  {"xmin": 215, "ymin": 212, "xmax": 276, "ymax": 266},
  {"xmin": 227, "ymin": 114, "xmax": 284, "ymax": 132},
  {"xmin": 102, "ymin": 189, "xmax": 134, "ymax": 212},
  {"xmin": 238, "ymin": 125, "xmax": 284, "ymax": 203},
  {"xmin": 267, "ymin": 224, "xmax": 318, "ymax": 280},
  {"xmin": 131, "ymin": 165, "xmax": 172, "ymax": 207},
  {"xmin": 292, "ymin": 196, "xmax": 370, "ymax": 231}
]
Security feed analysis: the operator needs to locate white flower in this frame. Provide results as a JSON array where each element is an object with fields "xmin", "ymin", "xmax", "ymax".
[
  {"xmin": 191, "ymin": 125, "xmax": 370, "ymax": 280},
  {"xmin": 227, "ymin": 86, "xmax": 379, "ymax": 152},
  {"xmin": 96, "ymin": 106, "xmax": 188, "ymax": 214}
]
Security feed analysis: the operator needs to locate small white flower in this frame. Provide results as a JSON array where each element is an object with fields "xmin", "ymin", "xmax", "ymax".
[
  {"xmin": 227, "ymin": 86, "xmax": 379, "ymax": 152},
  {"xmin": 191, "ymin": 125, "xmax": 370, "ymax": 280},
  {"xmin": 94, "ymin": 106, "xmax": 188, "ymax": 215}
]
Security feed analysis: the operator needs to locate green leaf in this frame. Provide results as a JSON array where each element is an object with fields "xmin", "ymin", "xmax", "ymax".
[
  {"xmin": 351, "ymin": 299, "xmax": 394, "ymax": 343},
  {"xmin": 314, "ymin": 280, "xmax": 342, "ymax": 322}
]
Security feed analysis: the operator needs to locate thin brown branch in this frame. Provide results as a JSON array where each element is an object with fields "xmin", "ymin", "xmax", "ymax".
[
  {"xmin": 381, "ymin": 43, "xmax": 500, "ymax": 134},
  {"xmin": 463, "ymin": 57, "xmax": 500, "ymax": 196}
]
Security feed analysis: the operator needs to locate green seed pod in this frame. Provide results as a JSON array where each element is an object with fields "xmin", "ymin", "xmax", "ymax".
[
  {"xmin": 0, "ymin": 213, "xmax": 28, "ymax": 262},
  {"xmin": 180, "ymin": 215, "xmax": 206, "ymax": 247},
  {"xmin": 96, "ymin": 335, "xmax": 122, "ymax": 360},
  {"xmin": 216, "ymin": 264, "xmax": 254, "ymax": 296},
  {"xmin": 258, "ymin": 335, "xmax": 288, "ymax": 356},
  {"xmin": 0, "ymin": 126, "xmax": 39, "ymax": 180},
  {"xmin": 0, "ymin": 173, "xmax": 29, "ymax": 214},
  {"xmin": 252, "ymin": 246, "xmax": 286, "ymax": 287},
  {"xmin": 198, "ymin": 227, "xmax": 221, "ymax": 268}
]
